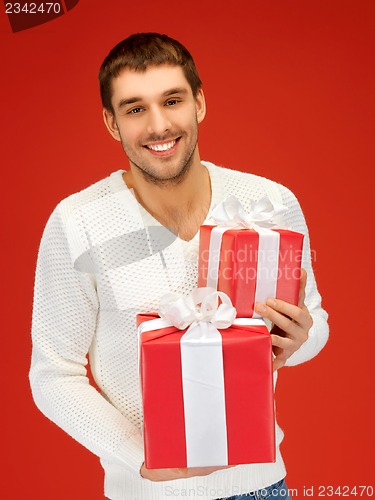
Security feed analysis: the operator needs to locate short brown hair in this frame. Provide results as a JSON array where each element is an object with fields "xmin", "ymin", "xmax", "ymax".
[{"xmin": 99, "ymin": 32, "xmax": 203, "ymax": 114}]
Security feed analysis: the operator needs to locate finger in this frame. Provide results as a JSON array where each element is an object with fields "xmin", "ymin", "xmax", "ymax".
[
  {"xmin": 272, "ymin": 324, "xmax": 309, "ymax": 349},
  {"xmin": 265, "ymin": 298, "xmax": 305, "ymax": 324},
  {"xmin": 271, "ymin": 334, "xmax": 295, "ymax": 350},
  {"xmin": 185, "ymin": 465, "xmax": 234, "ymax": 478},
  {"xmin": 272, "ymin": 344, "xmax": 283, "ymax": 357},
  {"xmin": 273, "ymin": 354, "xmax": 287, "ymax": 371},
  {"xmin": 255, "ymin": 302, "xmax": 299, "ymax": 334},
  {"xmin": 298, "ymin": 268, "xmax": 307, "ymax": 308},
  {"xmin": 261, "ymin": 298, "xmax": 311, "ymax": 331},
  {"xmin": 142, "ymin": 467, "xmax": 186, "ymax": 482}
]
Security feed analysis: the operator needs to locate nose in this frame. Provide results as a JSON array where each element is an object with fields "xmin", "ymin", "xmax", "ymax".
[{"xmin": 147, "ymin": 106, "xmax": 172, "ymax": 136}]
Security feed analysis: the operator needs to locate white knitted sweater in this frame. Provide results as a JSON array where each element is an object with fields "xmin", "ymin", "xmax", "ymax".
[{"xmin": 29, "ymin": 161, "xmax": 329, "ymax": 500}]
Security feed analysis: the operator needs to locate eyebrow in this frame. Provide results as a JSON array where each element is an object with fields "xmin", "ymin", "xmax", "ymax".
[
  {"xmin": 164, "ymin": 88, "xmax": 188, "ymax": 97},
  {"xmin": 117, "ymin": 87, "xmax": 188, "ymax": 110}
]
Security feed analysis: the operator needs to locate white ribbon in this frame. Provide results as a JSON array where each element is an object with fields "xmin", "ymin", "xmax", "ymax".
[
  {"xmin": 209, "ymin": 195, "xmax": 288, "ymax": 229},
  {"xmin": 138, "ymin": 287, "xmax": 266, "ymax": 467},
  {"xmin": 205, "ymin": 196, "xmax": 288, "ymax": 317}
]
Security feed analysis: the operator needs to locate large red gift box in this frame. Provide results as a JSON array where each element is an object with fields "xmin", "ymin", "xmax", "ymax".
[
  {"xmin": 137, "ymin": 311, "xmax": 275, "ymax": 469},
  {"xmin": 198, "ymin": 225, "xmax": 304, "ymax": 318}
]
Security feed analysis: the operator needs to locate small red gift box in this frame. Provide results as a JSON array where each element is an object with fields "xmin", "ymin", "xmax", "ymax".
[
  {"xmin": 198, "ymin": 196, "xmax": 304, "ymax": 318},
  {"xmin": 137, "ymin": 289, "xmax": 275, "ymax": 469}
]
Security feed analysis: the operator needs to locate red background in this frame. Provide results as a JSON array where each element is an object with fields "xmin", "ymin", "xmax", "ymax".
[{"xmin": 1, "ymin": 0, "xmax": 374, "ymax": 498}]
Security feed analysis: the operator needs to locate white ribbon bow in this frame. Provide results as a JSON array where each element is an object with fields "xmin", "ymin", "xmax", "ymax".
[
  {"xmin": 210, "ymin": 195, "xmax": 288, "ymax": 229},
  {"xmin": 158, "ymin": 287, "xmax": 237, "ymax": 331}
]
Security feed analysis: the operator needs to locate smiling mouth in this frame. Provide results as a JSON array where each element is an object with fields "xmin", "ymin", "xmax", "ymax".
[{"xmin": 145, "ymin": 137, "xmax": 181, "ymax": 152}]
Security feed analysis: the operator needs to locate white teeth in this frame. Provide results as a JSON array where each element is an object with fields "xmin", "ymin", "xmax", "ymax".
[{"xmin": 148, "ymin": 140, "xmax": 176, "ymax": 151}]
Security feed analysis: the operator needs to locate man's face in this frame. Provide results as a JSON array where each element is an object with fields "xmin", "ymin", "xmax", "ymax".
[{"xmin": 103, "ymin": 64, "xmax": 206, "ymax": 184}]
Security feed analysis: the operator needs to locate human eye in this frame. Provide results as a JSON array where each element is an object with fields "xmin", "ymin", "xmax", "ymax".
[
  {"xmin": 165, "ymin": 99, "xmax": 180, "ymax": 106},
  {"xmin": 127, "ymin": 107, "xmax": 144, "ymax": 115}
]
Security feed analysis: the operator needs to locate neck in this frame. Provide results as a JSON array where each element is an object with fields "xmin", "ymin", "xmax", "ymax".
[{"xmin": 123, "ymin": 153, "xmax": 211, "ymax": 220}]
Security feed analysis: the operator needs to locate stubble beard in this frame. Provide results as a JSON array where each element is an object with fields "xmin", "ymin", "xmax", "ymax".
[{"xmin": 119, "ymin": 127, "xmax": 199, "ymax": 189}]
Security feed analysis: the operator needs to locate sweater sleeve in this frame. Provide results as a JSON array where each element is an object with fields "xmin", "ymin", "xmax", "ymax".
[
  {"xmin": 277, "ymin": 185, "xmax": 329, "ymax": 366},
  {"xmin": 29, "ymin": 205, "xmax": 144, "ymax": 474}
]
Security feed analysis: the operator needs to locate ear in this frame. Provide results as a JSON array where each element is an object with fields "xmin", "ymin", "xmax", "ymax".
[
  {"xmin": 103, "ymin": 108, "xmax": 121, "ymax": 142},
  {"xmin": 195, "ymin": 88, "xmax": 206, "ymax": 124}
]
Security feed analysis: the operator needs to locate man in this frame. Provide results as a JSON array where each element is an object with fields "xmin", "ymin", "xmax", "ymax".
[{"xmin": 30, "ymin": 33, "xmax": 329, "ymax": 500}]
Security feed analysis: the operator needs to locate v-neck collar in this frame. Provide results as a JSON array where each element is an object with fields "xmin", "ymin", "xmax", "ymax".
[{"xmin": 109, "ymin": 161, "xmax": 223, "ymax": 246}]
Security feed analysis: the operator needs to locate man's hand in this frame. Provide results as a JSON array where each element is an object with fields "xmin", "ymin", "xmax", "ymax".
[
  {"xmin": 140, "ymin": 463, "xmax": 234, "ymax": 482},
  {"xmin": 254, "ymin": 268, "xmax": 313, "ymax": 371}
]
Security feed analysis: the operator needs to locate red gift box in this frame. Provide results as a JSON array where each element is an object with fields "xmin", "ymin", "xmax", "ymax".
[
  {"xmin": 198, "ymin": 226, "xmax": 304, "ymax": 318},
  {"xmin": 137, "ymin": 291, "xmax": 275, "ymax": 469},
  {"xmin": 198, "ymin": 196, "xmax": 304, "ymax": 318}
]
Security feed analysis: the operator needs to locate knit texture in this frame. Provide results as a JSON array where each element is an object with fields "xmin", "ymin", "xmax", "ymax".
[{"xmin": 29, "ymin": 161, "xmax": 329, "ymax": 500}]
